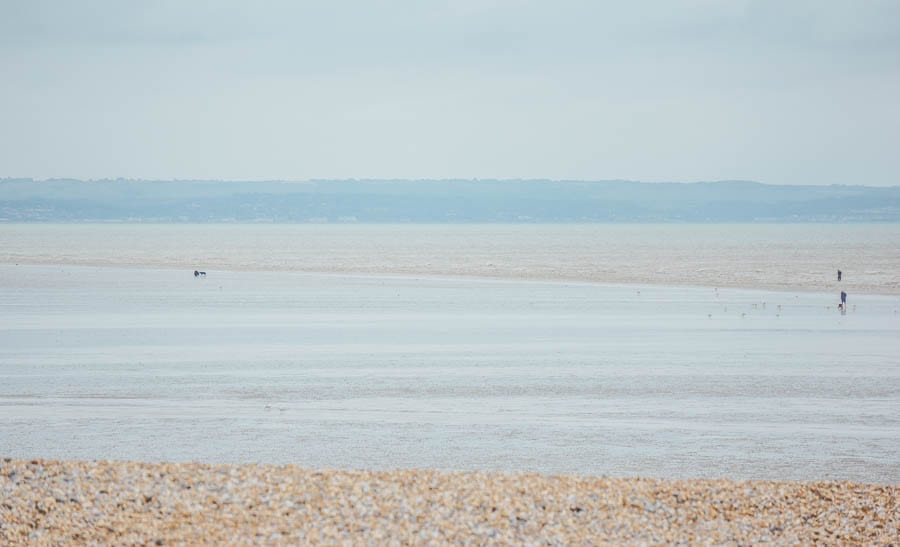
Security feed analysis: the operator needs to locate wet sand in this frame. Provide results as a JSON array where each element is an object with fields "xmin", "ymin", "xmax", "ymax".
[
  {"xmin": 3, "ymin": 223, "xmax": 899, "ymax": 295},
  {"xmin": 1, "ymin": 458, "xmax": 896, "ymax": 545}
]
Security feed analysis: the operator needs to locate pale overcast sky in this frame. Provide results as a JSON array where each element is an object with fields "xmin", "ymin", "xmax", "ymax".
[{"xmin": 2, "ymin": 1, "xmax": 899, "ymax": 185}]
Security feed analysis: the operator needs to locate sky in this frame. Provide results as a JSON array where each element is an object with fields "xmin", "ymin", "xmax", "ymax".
[{"xmin": 2, "ymin": 0, "xmax": 899, "ymax": 185}]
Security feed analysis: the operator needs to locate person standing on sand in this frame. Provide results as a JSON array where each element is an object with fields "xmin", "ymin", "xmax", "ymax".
[
  {"xmin": 841, "ymin": 290, "xmax": 847, "ymax": 307},
  {"xmin": 838, "ymin": 270, "xmax": 842, "ymax": 281}
]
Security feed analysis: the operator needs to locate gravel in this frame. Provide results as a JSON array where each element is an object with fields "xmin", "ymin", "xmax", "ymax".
[{"xmin": 1, "ymin": 458, "xmax": 896, "ymax": 545}]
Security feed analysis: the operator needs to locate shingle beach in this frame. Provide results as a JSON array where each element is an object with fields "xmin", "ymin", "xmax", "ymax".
[{"xmin": 1, "ymin": 459, "xmax": 896, "ymax": 545}]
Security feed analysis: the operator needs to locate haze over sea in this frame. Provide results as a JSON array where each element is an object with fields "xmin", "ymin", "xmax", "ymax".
[{"xmin": 2, "ymin": 223, "xmax": 899, "ymax": 482}]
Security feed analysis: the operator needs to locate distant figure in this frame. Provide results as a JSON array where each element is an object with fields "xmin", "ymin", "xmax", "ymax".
[
  {"xmin": 837, "ymin": 270, "xmax": 842, "ymax": 282},
  {"xmin": 194, "ymin": 270, "xmax": 206, "ymax": 277},
  {"xmin": 841, "ymin": 290, "xmax": 847, "ymax": 306}
]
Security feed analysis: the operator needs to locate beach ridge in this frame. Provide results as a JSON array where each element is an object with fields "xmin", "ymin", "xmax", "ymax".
[{"xmin": 2, "ymin": 458, "xmax": 896, "ymax": 545}]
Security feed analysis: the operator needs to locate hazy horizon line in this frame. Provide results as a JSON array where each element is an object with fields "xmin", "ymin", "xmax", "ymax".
[{"xmin": 4, "ymin": 177, "xmax": 899, "ymax": 189}]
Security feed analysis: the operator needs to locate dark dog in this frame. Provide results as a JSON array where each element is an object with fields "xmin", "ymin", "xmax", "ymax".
[{"xmin": 193, "ymin": 270, "xmax": 207, "ymax": 277}]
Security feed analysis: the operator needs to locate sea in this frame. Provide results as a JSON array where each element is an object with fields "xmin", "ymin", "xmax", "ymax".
[{"xmin": 1, "ymin": 224, "xmax": 898, "ymax": 482}]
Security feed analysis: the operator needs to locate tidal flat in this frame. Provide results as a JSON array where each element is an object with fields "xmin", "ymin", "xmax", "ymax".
[{"xmin": 2, "ymin": 223, "xmax": 898, "ymax": 543}]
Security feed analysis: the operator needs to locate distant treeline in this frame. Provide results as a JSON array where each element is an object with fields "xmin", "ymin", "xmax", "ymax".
[{"xmin": 2, "ymin": 178, "xmax": 899, "ymax": 222}]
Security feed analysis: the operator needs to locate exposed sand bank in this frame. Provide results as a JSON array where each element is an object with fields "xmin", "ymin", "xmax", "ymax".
[
  {"xmin": 3, "ymin": 223, "xmax": 899, "ymax": 295},
  {"xmin": 2, "ymin": 459, "xmax": 896, "ymax": 545}
]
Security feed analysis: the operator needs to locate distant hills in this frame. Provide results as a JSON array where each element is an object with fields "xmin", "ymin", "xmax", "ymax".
[{"xmin": 1, "ymin": 178, "xmax": 899, "ymax": 223}]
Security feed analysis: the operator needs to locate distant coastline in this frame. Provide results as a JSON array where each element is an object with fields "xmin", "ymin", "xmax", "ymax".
[{"xmin": 3, "ymin": 179, "xmax": 900, "ymax": 223}]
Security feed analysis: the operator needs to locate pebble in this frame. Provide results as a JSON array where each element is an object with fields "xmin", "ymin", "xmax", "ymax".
[{"xmin": 0, "ymin": 458, "xmax": 896, "ymax": 545}]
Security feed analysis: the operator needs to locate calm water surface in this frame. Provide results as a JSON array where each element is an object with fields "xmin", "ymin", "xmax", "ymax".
[{"xmin": 1, "ymin": 261, "xmax": 898, "ymax": 482}]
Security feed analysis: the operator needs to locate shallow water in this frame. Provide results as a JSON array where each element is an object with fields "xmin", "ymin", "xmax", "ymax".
[{"xmin": 1, "ymin": 264, "xmax": 898, "ymax": 482}]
